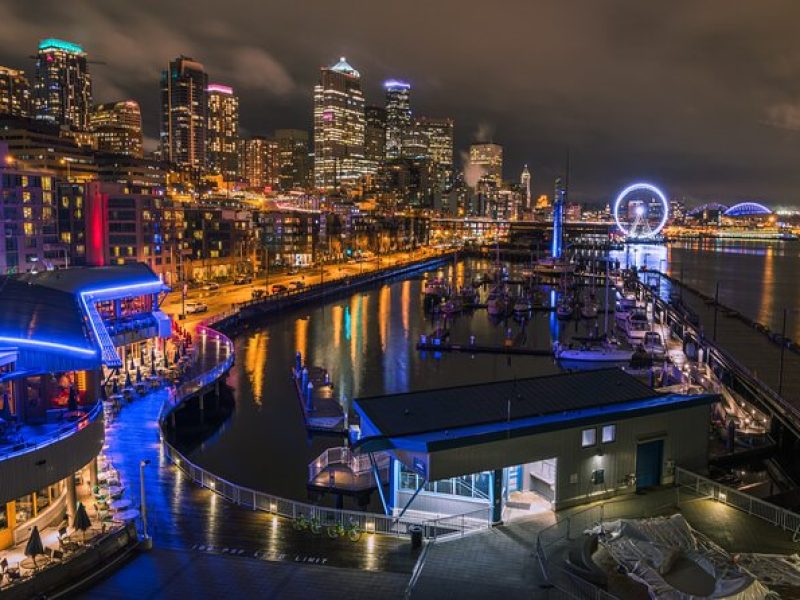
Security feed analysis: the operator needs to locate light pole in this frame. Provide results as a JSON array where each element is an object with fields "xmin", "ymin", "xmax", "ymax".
[{"xmin": 140, "ymin": 459, "xmax": 152, "ymax": 550}]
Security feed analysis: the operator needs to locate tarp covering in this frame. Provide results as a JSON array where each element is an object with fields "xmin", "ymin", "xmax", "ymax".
[{"xmin": 591, "ymin": 515, "xmax": 771, "ymax": 599}]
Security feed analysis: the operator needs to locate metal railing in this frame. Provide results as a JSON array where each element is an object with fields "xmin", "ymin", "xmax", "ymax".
[
  {"xmin": 0, "ymin": 400, "xmax": 104, "ymax": 461},
  {"xmin": 674, "ymin": 467, "xmax": 800, "ymax": 537},
  {"xmin": 308, "ymin": 447, "xmax": 390, "ymax": 483}
]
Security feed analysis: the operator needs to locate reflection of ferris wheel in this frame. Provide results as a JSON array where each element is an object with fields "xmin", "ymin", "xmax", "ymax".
[{"xmin": 613, "ymin": 183, "xmax": 669, "ymax": 239}]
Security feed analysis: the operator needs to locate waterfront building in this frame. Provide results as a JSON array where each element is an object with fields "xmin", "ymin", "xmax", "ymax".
[
  {"xmin": 160, "ymin": 56, "xmax": 208, "ymax": 172},
  {"xmin": 182, "ymin": 205, "xmax": 256, "ymax": 281},
  {"xmin": 90, "ymin": 100, "xmax": 144, "ymax": 158},
  {"xmin": 206, "ymin": 84, "xmax": 239, "ymax": 181},
  {"xmin": 414, "ymin": 116, "xmax": 454, "ymax": 190},
  {"xmin": 95, "ymin": 154, "xmax": 168, "ymax": 191},
  {"xmin": 384, "ymin": 80, "xmax": 411, "ymax": 160},
  {"xmin": 238, "ymin": 136, "xmax": 279, "ymax": 191},
  {"xmin": 364, "ymin": 105, "xmax": 387, "ymax": 171},
  {"xmin": 0, "ymin": 66, "xmax": 31, "ymax": 118},
  {"xmin": 0, "ymin": 142, "xmax": 64, "ymax": 274},
  {"xmin": 33, "ymin": 38, "xmax": 92, "ymax": 131},
  {"xmin": 469, "ymin": 142, "xmax": 503, "ymax": 187},
  {"xmin": 274, "ymin": 129, "xmax": 310, "ymax": 190},
  {"xmin": 0, "ymin": 264, "xmax": 170, "ymax": 549},
  {"xmin": 353, "ymin": 369, "xmax": 717, "ymax": 520},
  {"xmin": 313, "ymin": 57, "xmax": 367, "ymax": 188},
  {"xmin": 0, "ymin": 115, "xmax": 97, "ymax": 182},
  {"xmin": 260, "ymin": 209, "xmax": 322, "ymax": 267},
  {"xmin": 384, "ymin": 158, "xmax": 439, "ymax": 209}
]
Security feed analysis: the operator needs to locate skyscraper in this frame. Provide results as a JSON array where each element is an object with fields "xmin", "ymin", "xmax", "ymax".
[
  {"xmin": 469, "ymin": 142, "xmax": 503, "ymax": 187},
  {"xmin": 415, "ymin": 116, "xmax": 454, "ymax": 189},
  {"xmin": 313, "ymin": 57, "xmax": 366, "ymax": 188},
  {"xmin": 0, "ymin": 67, "xmax": 31, "ymax": 118},
  {"xmin": 274, "ymin": 129, "xmax": 310, "ymax": 190},
  {"xmin": 206, "ymin": 83, "xmax": 239, "ymax": 181},
  {"xmin": 238, "ymin": 136, "xmax": 279, "ymax": 191},
  {"xmin": 384, "ymin": 80, "xmax": 411, "ymax": 160},
  {"xmin": 160, "ymin": 56, "xmax": 208, "ymax": 170},
  {"xmin": 520, "ymin": 164, "xmax": 531, "ymax": 209},
  {"xmin": 364, "ymin": 105, "xmax": 387, "ymax": 169},
  {"xmin": 33, "ymin": 38, "xmax": 92, "ymax": 130},
  {"xmin": 90, "ymin": 100, "xmax": 144, "ymax": 158}
]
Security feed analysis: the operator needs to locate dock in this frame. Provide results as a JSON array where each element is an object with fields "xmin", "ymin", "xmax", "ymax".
[
  {"xmin": 416, "ymin": 341, "xmax": 553, "ymax": 357},
  {"xmin": 291, "ymin": 355, "xmax": 349, "ymax": 434}
]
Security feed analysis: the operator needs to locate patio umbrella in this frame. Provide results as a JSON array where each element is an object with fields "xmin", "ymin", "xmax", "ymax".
[
  {"xmin": 0, "ymin": 391, "xmax": 11, "ymax": 420},
  {"xmin": 24, "ymin": 526, "xmax": 44, "ymax": 568},
  {"xmin": 73, "ymin": 502, "xmax": 92, "ymax": 543},
  {"xmin": 125, "ymin": 372, "xmax": 132, "ymax": 388},
  {"xmin": 150, "ymin": 362, "xmax": 156, "ymax": 377},
  {"xmin": 100, "ymin": 385, "xmax": 108, "ymax": 402},
  {"xmin": 173, "ymin": 348, "xmax": 180, "ymax": 364},
  {"xmin": 112, "ymin": 380, "xmax": 119, "ymax": 395},
  {"xmin": 136, "ymin": 367, "xmax": 142, "ymax": 383},
  {"xmin": 150, "ymin": 346, "xmax": 156, "ymax": 364},
  {"xmin": 163, "ymin": 352, "xmax": 169, "ymax": 368},
  {"xmin": 67, "ymin": 385, "xmax": 78, "ymax": 412}
]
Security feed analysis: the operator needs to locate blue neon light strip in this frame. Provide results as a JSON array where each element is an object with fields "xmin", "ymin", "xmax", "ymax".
[{"xmin": 0, "ymin": 336, "xmax": 97, "ymax": 357}]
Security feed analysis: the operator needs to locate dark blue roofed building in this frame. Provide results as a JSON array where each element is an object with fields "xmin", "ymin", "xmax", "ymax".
[{"xmin": 353, "ymin": 369, "xmax": 719, "ymax": 522}]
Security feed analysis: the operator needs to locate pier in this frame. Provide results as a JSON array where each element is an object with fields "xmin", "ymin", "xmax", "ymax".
[
  {"xmin": 291, "ymin": 357, "xmax": 348, "ymax": 434},
  {"xmin": 416, "ymin": 341, "xmax": 553, "ymax": 357}
]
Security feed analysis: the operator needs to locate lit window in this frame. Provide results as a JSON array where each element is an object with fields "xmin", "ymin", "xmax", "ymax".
[
  {"xmin": 602, "ymin": 425, "xmax": 616, "ymax": 444},
  {"xmin": 581, "ymin": 428, "xmax": 596, "ymax": 447}
]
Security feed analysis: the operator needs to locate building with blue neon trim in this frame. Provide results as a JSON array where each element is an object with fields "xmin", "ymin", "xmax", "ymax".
[{"xmin": 353, "ymin": 369, "xmax": 718, "ymax": 520}]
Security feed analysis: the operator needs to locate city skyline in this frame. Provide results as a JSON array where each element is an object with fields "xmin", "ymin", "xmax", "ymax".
[{"xmin": 3, "ymin": 1, "xmax": 800, "ymax": 204}]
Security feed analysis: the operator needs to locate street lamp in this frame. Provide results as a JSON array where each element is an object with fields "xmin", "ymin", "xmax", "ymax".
[{"xmin": 140, "ymin": 459, "xmax": 152, "ymax": 550}]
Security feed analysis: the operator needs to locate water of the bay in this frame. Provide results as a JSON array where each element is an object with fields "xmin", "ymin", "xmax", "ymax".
[{"xmin": 189, "ymin": 241, "xmax": 800, "ymax": 502}]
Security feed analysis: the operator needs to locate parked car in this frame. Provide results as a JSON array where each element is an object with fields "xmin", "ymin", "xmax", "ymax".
[
  {"xmin": 234, "ymin": 275, "xmax": 253, "ymax": 285},
  {"xmin": 201, "ymin": 282, "xmax": 220, "ymax": 291},
  {"xmin": 251, "ymin": 289, "xmax": 265, "ymax": 301},
  {"xmin": 271, "ymin": 284, "xmax": 288, "ymax": 294},
  {"xmin": 289, "ymin": 280, "xmax": 305, "ymax": 290},
  {"xmin": 287, "ymin": 267, "xmax": 300, "ymax": 275},
  {"xmin": 185, "ymin": 301, "xmax": 208, "ymax": 314}
]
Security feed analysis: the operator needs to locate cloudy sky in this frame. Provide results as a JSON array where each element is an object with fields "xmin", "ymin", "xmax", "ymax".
[{"xmin": 3, "ymin": 0, "xmax": 800, "ymax": 205}]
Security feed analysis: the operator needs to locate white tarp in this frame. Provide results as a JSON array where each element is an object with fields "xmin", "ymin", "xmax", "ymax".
[{"xmin": 591, "ymin": 515, "xmax": 771, "ymax": 599}]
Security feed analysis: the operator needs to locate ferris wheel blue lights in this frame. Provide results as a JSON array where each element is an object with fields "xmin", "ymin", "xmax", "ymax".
[{"xmin": 613, "ymin": 182, "xmax": 670, "ymax": 239}]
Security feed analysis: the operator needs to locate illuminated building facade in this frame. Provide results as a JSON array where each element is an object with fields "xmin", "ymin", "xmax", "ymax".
[
  {"xmin": 160, "ymin": 56, "xmax": 208, "ymax": 171},
  {"xmin": 384, "ymin": 80, "xmax": 411, "ymax": 160},
  {"xmin": 0, "ymin": 142, "xmax": 64, "ymax": 274},
  {"xmin": 415, "ymin": 116, "xmax": 454, "ymax": 189},
  {"xmin": 90, "ymin": 100, "xmax": 144, "ymax": 158},
  {"xmin": 238, "ymin": 136, "xmax": 279, "ymax": 191},
  {"xmin": 33, "ymin": 38, "xmax": 92, "ymax": 130},
  {"xmin": 520, "ymin": 164, "xmax": 531, "ymax": 210},
  {"xmin": 313, "ymin": 57, "xmax": 367, "ymax": 188},
  {"xmin": 206, "ymin": 84, "xmax": 239, "ymax": 181},
  {"xmin": 469, "ymin": 143, "xmax": 503, "ymax": 187},
  {"xmin": 0, "ymin": 66, "xmax": 31, "ymax": 118},
  {"xmin": 274, "ymin": 129, "xmax": 310, "ymax": 190}
]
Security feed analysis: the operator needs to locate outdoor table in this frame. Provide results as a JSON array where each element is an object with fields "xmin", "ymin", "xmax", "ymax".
[
  {"xmin": 114, "ymin": 509, "xmax": 140, "ymax": 522},
  {"xmin": 110, "ymin": 498, "xmax": 132, "ymax": 511}
]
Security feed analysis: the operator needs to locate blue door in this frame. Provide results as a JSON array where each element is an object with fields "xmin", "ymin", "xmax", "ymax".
[{"xmin": 636, "ymin": 440, "xmax": 663, "ymax": 490}]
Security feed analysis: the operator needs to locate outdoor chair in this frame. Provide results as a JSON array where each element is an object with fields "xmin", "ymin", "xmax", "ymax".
[{"xmin": 48, "ymin": 547, "xmax": 64, "ymax": 561}]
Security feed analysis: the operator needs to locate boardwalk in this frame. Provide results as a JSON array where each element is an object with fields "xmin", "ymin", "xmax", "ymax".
[{"xmin": 84, "ymin": 339, "xmax": 417, "ymax": 596}]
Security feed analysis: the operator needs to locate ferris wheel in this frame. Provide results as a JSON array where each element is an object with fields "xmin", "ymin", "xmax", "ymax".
[{"xmin": 612, "ymin": 183, "xmax": 669, "ymax": 239}]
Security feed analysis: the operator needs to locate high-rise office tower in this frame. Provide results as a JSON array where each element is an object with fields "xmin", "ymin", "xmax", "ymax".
[
  {"xmin": 238, "ymin": 136, "xmax": 279, "ymax": 190},
  {"xmin": 90, "ymin": 100, "xmax": 144, "ymax": 157},
  {"xmin": 364, "ymin": 105, "xmax": 387, "ymax": 169},
  {"xmin": 384, "ymin": 80, "xmax": 411, "ymax": 160},
  {"xmin": 415, "ymin": 116, "xmax": 454, "ymax": 189},
  {"xmin": 0, "ymin": 67, "xmax": 31, "ymax": 118},
  {"xmin": 160, "ymin": 56, "xmax": 208, "ymax": 170},
  {"xmin": 274, "ymin": 129, "xmax": 310, "ymax": 190},
  {"xmin": 206, "ymin": 83, "xmax": 239, "ymax": 181},
  {"xmin": 552, "ymin": 176, "xmax": 565, "ymax": 259},
  {"xmin": 33, "ymin": 38, "xmax": 92, "ymax": 130},
  {"xmin": 520, "ymin": 164, "xmax": 531, "ymax": 209},
  {"xmin": 313, "ymin": 57, "xmax": 367, "ymax": 188},
  {"xmin": 469, "ymin": 142, "xmax": 503, "ymax": 187}
]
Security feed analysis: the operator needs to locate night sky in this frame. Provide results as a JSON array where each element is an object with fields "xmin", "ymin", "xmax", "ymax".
[{"xmin": 3, "ymin": 0, "xmax": 800, "ymax": 205}]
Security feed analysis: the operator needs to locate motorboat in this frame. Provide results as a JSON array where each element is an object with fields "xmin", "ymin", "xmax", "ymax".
[
  {"xmin": 534, "ymin": 258, "xmax": 576, "ymax": 276},
  {"xmin": 424, "ymin": 278, "xmax": 448, "ymax": 299},
  {"xmin": 642, "ymin": 331, "xmax": 666, "ymax": 357},
  {"xmin": 581, "ymin": 301, "xmax": 599, "ymax": 319},
  {"xmin": 614, "ymin": 294, "xmax": 640, "ymax": 326},
  {"xmin": 622, "ymin": 310, "xmax": 650, "ymax": 344},
  {"xmin": 553, "ymin": 341, "xmax": 633, "ymax": 363},
  {"xmin": 441, "ymin": 297, "xmax": 463, "ymax": 315},
  {"xmin": 513, "ymin": 297, "xmax": 532, "ymax": 315},
  {"xmin": 487, "ymin": 285, "xmax": 509, "ymax": 317},
  {"xmin": 460, "ymin": 286, "xmax": 479, "ymax": 307}
]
